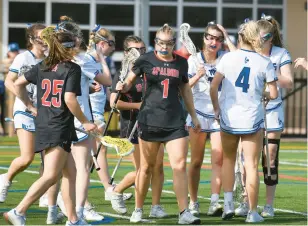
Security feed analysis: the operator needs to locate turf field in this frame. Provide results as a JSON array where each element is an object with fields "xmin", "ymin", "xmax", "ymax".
[{"xmin": 0, "ymin": 137, "xmax": 307, "ymax": 225}]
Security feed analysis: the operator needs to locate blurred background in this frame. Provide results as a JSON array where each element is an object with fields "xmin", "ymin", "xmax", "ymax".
[{"xmin": 0, "ymin": 0, "xmax": 307, "ymax": 138}]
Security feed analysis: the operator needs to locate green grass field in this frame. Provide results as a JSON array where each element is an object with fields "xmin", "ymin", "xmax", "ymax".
[{"xmin": 0, "ymin": 137, "xmax": 307, "ymax": 225}]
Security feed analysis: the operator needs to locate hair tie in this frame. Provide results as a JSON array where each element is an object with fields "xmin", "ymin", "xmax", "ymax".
[
  {"xmin": 26, "ymin": 23, "xmax": 32, "ymax": 29},
  {"xmin": 92, "ymin": 24, "xmax": 101, "ymax": 33}
]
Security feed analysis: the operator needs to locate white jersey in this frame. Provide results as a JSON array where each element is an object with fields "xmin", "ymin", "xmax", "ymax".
[
  {"xmin": 216, "ymin": 49, "xmax": 277, "ymax": 134},
  {"xmin": 74, "ymin": 53, "xmax": 101, "ymax": 121},
  {"xmin": 188, "ymin": 51, "xmax": 226, "ymax": 117},
  {"xmin": 89, "ymin": 80, "xmax": 106, "ymax": 115},
  {"xmin": 266, "ymin": 46, "xmax": 292, "ymax": 110},
  {"xmin": 9, "ymin": 51, "xmax": 42, "ymax": 114}
]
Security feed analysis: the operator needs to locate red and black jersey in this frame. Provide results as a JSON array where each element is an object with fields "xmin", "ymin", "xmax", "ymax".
[
  {"xmin": 132, "ymin": 51, "xmax": 188, "ymax": 128},
  {"xmin": 24, "ymin": 61, "xmax": 81, "ymax": 143}
]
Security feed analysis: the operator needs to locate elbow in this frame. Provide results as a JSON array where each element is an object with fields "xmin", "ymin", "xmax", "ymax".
[{"xmin": 270, "ymin": 91, "xmax": 278, "ymax": 100}]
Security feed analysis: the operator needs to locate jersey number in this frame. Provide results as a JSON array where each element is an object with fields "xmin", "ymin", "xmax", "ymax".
[
  {"xmin": 235, "ymin": 67, "xmax": 250, "ymax": 93},
  {"xmin": 161, "ymin": 79, "xmax": 169, "ymax": 99},
  {"xmin": 41, "ymin": 79, "xmax": 64, "ymax": 108}
]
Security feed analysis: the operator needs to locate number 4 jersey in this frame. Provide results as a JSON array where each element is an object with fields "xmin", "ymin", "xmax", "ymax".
[
  {"xmin": 24, "ymin": 61, "xmax": 82, "ymax": 143},
  {"xmin": 216, "ymin": 49, "xmax": 277, "ymax": 134},
  {"xmin": 132, "ymin": 51, "xmax": 189, "ymax": 128}
]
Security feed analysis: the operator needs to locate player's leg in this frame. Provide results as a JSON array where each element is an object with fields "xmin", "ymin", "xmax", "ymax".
[
  {"xmin": 220, "ymin": 131, "xmax": 239, "ymax": 220},
  {"xmin": 208, "ymin": 131, "xmax": 223, "ymax": 216},
  {"xmin": 241, "ymin": 130, "xmax": 264, "ymax": 223},
  {"xmin": 149, "ymin": 144, "xmax": 167, "ymax": 218},
  {"xmin": 187, "ymin": 127, "xmax": 207, "ymax": 215},
  {"xmin": 165, "ymin": 137, "xmax": 201, "ymax": 225}
]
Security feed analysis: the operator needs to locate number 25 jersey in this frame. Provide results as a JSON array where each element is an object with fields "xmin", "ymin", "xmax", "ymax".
[{"xmin": 132, "ymin": 51, "xmax": 189, "ymax": 128}]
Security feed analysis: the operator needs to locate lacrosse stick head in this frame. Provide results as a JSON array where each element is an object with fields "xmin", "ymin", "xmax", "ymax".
[
  {"xmin": 119, "ymin": 48, "xmax": 140, "ymax": 82},
  {"xmin": 101, "ymin": 136, "xmax": 134, "ymax": 157},
  {"xmin": 179, "ymin": 23, "xmax": 197, "ymax": 56}
]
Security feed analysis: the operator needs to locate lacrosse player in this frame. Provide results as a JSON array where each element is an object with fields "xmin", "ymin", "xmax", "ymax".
[
  {"xmin": 0, "ymin": 23, "xmax": 46, "ymax": 203},
  {"xmin": 116, "ymin": 24, "xmax": 201, "ymax": 225},
  {"xmin": 109, "ymin": 35, "xmax": 167, "ymax": 217},
  {"xmin": 3, "ymin": 26, "xmax": 98, "ymax": 226},
  {"xmin": 186, "ymin": 22, "xmax": 235, "ymax": 216},
  {"xmin": 210, "ymin": 20, "xmax": 278, "ymax": 223}
]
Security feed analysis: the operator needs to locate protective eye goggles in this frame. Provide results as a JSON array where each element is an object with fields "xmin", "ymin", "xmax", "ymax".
[
  {"xmin": 95, "ymin": 33, "xmax": 116, "ymax": 47},
  {"xmin": 154, "ymin": 37, "xmax": 176, "ymax": 47},
  {"xmin": 204, "ymin": 32, "xmax": 224, "ymax": 43},
  {"xmin": 126, "ymin": 47, "xmax": 146, "ymax": 54},
  {"xmin": 261, "ymin": 33, "xmax": 273, "ymax": 41}
]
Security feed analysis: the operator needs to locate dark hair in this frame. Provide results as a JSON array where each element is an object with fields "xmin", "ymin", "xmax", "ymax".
[
  {"xmin": 123, "ymin": 35, "xmax": 144, "ymax": 51},
  {"xmin": 202, "ymin": 22, "xmax": 224, "ymax": 50},
  {"xmin": 41, "ymin": 27, "xmax": 76, "ymax": 70},
  {"xmin": 26, "ymin": 23, "xmax": 46, "ymax": 50},
  {"xmin": 56, "ymin": 15, "xmax": 83, "ymax": 39}
]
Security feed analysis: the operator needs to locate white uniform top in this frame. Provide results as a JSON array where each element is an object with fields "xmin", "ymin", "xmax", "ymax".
[
  {"xmin": 188, "ymin": 51, "xmax": 226, "ymax": 117},
  {"xmin": 216, "ymin": 49, "xmax": 277, "ymax": 134},
  {"xmin": 89, "ymin": 80, "xmax": 107, "ymax": 115},
  {"xmin": 266, "ymin": 46, "xmax": 292, "ymax": 110},
  {"xmin": 9, "ymin": 51, "xmax": 42, "ymax": 114},
  {"xmin": 74, "ymin": 53, "xmax": 101, "ymax": 121}
]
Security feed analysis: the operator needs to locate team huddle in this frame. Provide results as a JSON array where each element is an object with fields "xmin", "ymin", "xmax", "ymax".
[{"xmin": 0, "ymin": 12, "xmax": 293, "ymax": 226}]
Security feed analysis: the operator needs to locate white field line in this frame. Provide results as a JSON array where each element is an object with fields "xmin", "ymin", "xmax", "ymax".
[
  {"xmin": 0, "ymin": 166, "xmax": 306, "ymax": 217},
  {"xmin": 98, "ymin": 212, "xmax": 155, "ymax": 223}
]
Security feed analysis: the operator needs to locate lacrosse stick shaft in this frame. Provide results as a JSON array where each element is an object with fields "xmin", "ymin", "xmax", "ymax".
[
  {"xmin": 108, "ymin": 120, "xmax": 138, "ymax": 184},
  {"xmin": 90, "ymin": 91, "xmax": 121, "ymax": 173},
  {"xmin": 263, "ymin": 99, "xmax": 271, "ymax": 177},
  {"xmin": 75, "ymin": 127, "xmax": 101, "ymax": 171}
]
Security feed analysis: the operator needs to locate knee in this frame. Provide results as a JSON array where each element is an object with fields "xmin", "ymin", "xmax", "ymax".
[
  {"xmin": 190, "ymin": 159, "xmax": 203, "ymax": 170},
  {"xmin": 172, "ymin": 159, "xmax": 186, "ymax": 172},
  {"xmin": 20, "ymin": 155, "xmax": 34, "ymax": 167},
  {"xmin": 211, "ymin": 152, "xmax": 223, "ymax": 167},
  {"xmin": 42, "ymin": 173, "xmax": 59, "ymax": 186},
  {"xmin": 139, "ymin": 164, "xmax": 154, "ymax": 176}
]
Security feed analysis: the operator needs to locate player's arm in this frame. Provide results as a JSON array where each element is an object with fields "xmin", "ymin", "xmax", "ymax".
[
  {"xmin": 14, "ymin": 75, "xmax": 36, "ymax": 115},
  {"xmin": 210, "ymin": 71, "xmax": 224, "ymax": 120},
  {"xmin": 116, "ymin": 71, "xmax": 137, "ymax": 93},
  {"xmin": 5, "ymin": 71, "xmax": 18, "ymax": 96},
  {"xmin": 189, "ymin": 64, "xmax": 206, "ymax": 88},
  {"xmin": 179, "ymin": 82, "xmax": 197, "ymax": 118},
  {"xmin": 216, "ymin": 24, "xmax": 237, "ymax": 52},
  {"xmin": 277, "ymin": 63, "xmax": 293, "ymax": 90},
  {"xmin": 264, "ymin": 81, "xmax": 278, "ymax": 100}
]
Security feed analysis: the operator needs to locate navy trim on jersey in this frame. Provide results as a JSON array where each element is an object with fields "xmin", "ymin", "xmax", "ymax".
[
  {"xmin": 28, "ymin": 50, "xmax": 36, "ymax": 59},
  {"xmin": 9, "ymin": 68, "xmax": 19, "ymax": 73},
  {"xmin": 189, "ymin": 121, "xmax": 220, "ymax": 133},
  {"xmin": 266, "ymin": 102, "xmax": 282, "ymax": 111},
  {"xmin": 220, "ymin": 118, "xmax": 263, "ymax": 134},
  {"xmin": 87, "ymin": 54, "xmax": 97, "ymax": 63},
  {"xmin": 22, "ymin": 124, "xmax": 35, "ymax": 132},
  {"xmin": 188, "ymin": 74, "xmax": 194, "ymax": 78},
  {"xmin": 240, "ymin": 49, "xmax": 256, "ymax": 53},
  {"xmin": 266, "ymin": 126, "xmax": 284, "ymax": 132},
  {"xmin": 13, "ymin": 110, "xmax": 35, "ymax": 119},
  {"xmin": 280, "ymin": 60, "xmax": 292, "ymax": 67},
  {"xmin": 195, "ymin": 109, "xmax": 215, "ymax": 118}
]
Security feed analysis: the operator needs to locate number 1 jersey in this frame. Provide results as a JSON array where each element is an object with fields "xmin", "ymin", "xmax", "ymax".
[
  {"xmin": 132, "ymin": 51, "xmax": 189, "ymax": 128},
  {"xmin": 24, "ymin": 61, "xmax": 82, "ymax": 143}
]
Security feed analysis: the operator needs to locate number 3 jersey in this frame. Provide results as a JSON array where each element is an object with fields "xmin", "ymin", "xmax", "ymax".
[
  {"xmin": 216, "ymin": 49, "xmax": 277, "ymax": 134},
  {"xmin": 24, "ymin": 61, "xmax": 82, "ymax": 143},
  {"xmin": 132, "ymin": 51, "xmax": 189, "ymax": 128}
]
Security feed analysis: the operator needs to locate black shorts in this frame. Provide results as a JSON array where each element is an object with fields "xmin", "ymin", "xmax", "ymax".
[
  {"xmin": 120, "ymin": 119, "xmax": 138, "ymax": 144},
  {"xmin": 35, "ymin": 140, "xmax": 72, "ymax": 153},
  {"xmin": 138, "ymin": 122, "xmax": 188, "ymax": 142}
]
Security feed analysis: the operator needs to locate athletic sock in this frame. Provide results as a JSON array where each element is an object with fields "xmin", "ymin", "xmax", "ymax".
[{"xmin": 211, "ymin": 193, "xmax": 219, "ymax": 203}]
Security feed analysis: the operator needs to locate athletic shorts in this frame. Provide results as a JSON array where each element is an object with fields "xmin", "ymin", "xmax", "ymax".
[
  {"xmin": 266, "ymin": 105, "xmax": 284, "ymax": 132},
  {"xmin": 13, "ymin": 110, "xmax": 35, "ymax": 132},
  {"xmin": 186, "ymin": 113, "xmax": 220, "ymax": 133},
  {"xmin": 92, "ymin": 112, "xmax": 106, "ymax": 129},
  {"xmin": 138, "ymin": 122, "xmax": 188, "ymax": 142},
  {"xmin": 35, "ymin": 140, "xmax": 72, "ymax": 153},
  {"xmin": 120, "ymin": 119, "xmax": 138, "ymax": 144}
]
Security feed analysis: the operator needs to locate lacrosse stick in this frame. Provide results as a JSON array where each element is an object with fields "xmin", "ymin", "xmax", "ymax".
[
  {"xmin": 76, "ymin": 128, "xmax": 134, "ymax": 176},
  {"xmin": 90, "ymin": 48, "xmax": 140, "ymax": 173},
  {"xmin": 179, "ymin": 23, "xmax": 210, "ymax": 92},
  {"xmin": 4, "ymin": 117, "xmax": 45, "ymax": 169},
  {"xmin": 108, "ymin": 120, "xmax": 138, "ymax": 185},
  {"xmin": 263, "ymin": 96, "xmax": 271, "ymax": 178}
]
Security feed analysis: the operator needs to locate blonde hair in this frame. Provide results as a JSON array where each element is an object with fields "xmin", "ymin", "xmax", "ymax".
[
  {"xmin": 257, "ymin": 18, "xmax": 283, "ymax": 47},
  {"xmin": 40, "ymin": 26, "xmax": 76, "ymax": 70},
  {"xmin": 156, "ymin": 23, "xmax": 175, "ymax": 38},
  {"xmin": 88, "ymin": 27, "xmax": 114, "ymax": 50},
  {"xmin": 238, "ymin": 21, "xmax": 262, "ymax": 53}
]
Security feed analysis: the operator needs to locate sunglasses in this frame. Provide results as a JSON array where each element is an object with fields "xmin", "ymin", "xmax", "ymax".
[
  {"xmin": 154, "ymin": 38, "xmax": 176, "ymax": 47},
  {"xmin": 126, "ymin": 47, "xmax": 146, "ymax": 54},
  {"xmin": 204, "ymin": 32, "xmax": 224, "ymax": 43}
]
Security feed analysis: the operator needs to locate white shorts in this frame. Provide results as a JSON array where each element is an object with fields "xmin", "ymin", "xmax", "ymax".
[
  {"xmin": 266, "ymin": 105, "xmax": 284, "ymax": 132},
  {"xmin": 74, "ymin": 119, "xmax": 89, "ymax": 143},
  {"xmin": 13, "ymin": 111, "xmax": 35, "ymax": 132},
  {"xmin": 186, "ymin": 113, "xmax": 220, "ymax": 133},
  {"xmin": 92, "ymin": 112, "xmax": 106, "ymax": 129}
]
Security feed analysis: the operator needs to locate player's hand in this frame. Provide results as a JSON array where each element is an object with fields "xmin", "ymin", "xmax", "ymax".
[
  {"xmin": 214, "ymin": 108, "xmax": 220, "ymax": 124},
  {"xmin": 262, "ymin": 92, "xmax": 270, "ymax": 106},
  {"xmin": 294, "ymin": 58, "xmax": 308, "ymax": 70},
  {"xmin": 26, "ymin": 106, "xmax": 37, "ymax": 117},
  {"xmin": 83, "ymin": 122, "xmax": 99, "ymax": 134},
  {"xmin": 216, "ymin": 24, "xmax": 228, "ymax": 36},
  {"xmin": 92, "ymin": 81, "xmax": 102, "ymax": 92},
  {"xmin": 192, "ymin": 116, "xmax": 201, "ymax": 133},
  {"xmin": 116, "ymin": 81, "xmax": 127, "ymax": 93},
  {"xmin": 135, "ymin": 102, "xmax": 142, "ymax": 110},
  {"xmin": 196, "ymin": 64, "xmax": 206, "ymax": 78}
]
